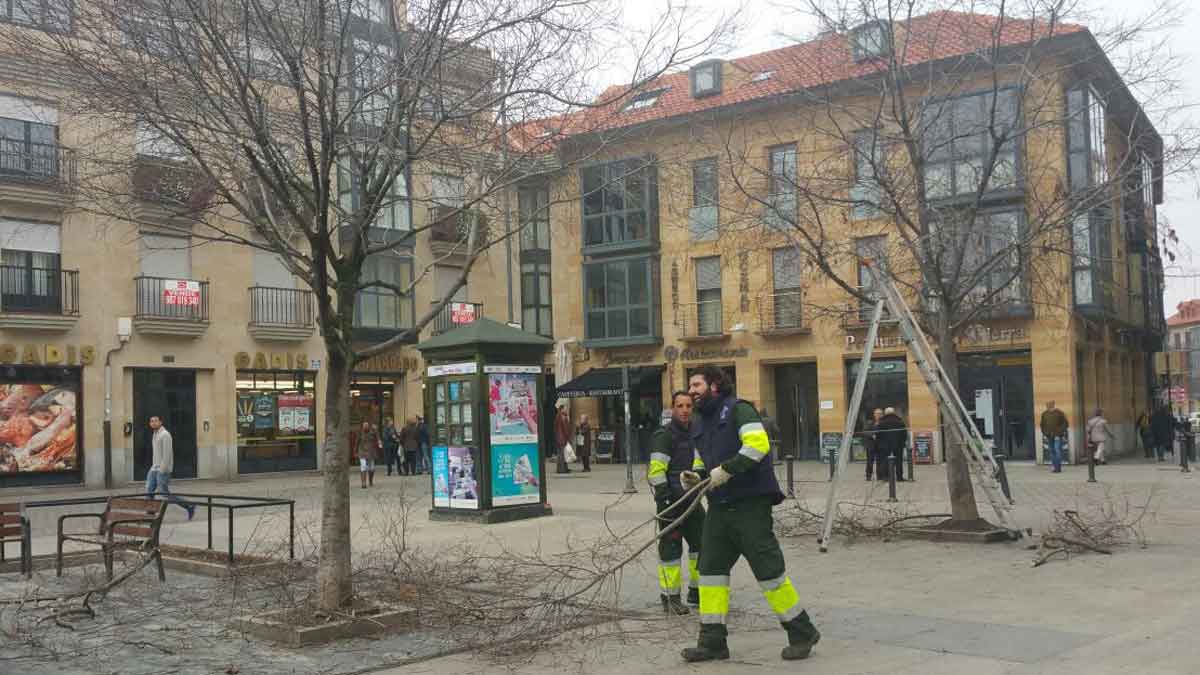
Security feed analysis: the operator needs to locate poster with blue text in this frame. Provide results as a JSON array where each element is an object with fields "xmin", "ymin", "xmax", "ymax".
[
  {"xmin": 432, "ymin": 445, "xmax": 450, "ymax": 507},
  {"xmin": 490, "ymin": 442, "xmax": 540, "ymax": 505}
]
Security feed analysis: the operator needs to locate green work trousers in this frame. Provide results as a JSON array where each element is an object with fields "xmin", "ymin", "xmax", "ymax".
[
  {"xmin": 656, "ymin": 498, "xmax": 705, "ymax": 594},
  {"xmin": 696, "ymin": 495, "xmax": 802, "ymax": 644}
]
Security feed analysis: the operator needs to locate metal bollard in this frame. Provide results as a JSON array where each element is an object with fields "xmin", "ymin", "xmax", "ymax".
[
  {"xmin": 994, "ymin": 454, "xmax": 1014, "ymax": 504},
  {"xmin": 1182, "ymin": 433, "xmax": 1192, "ymax": 474},
  {"xmin": 906, "ymin": 447, "xmax": 914, "ymax": 482},
  {"xmin": 1087, "ymin": 449, "xmax": 1097, "ymax": 483},
  {"xmin": 828, "ymin": 446, "xmax": 836, "ymax": 482},
  {"xmin": 886, "ymin": 456, "xmax": 898, "ymax": 502},
  {"xmin": 786, "ymin": 453, "xmax": 795, "ymax": 498}
]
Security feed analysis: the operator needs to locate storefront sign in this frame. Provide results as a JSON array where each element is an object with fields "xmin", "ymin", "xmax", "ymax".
[
  {"xmin": 0, "ymin": 344, "xmax": 95, "ymax": 366},
  {"xmin": 356, "ymin": 352, "xmax": 417, "ymax": 373},
  {"xmin": 428, "ymin": 361, "xmax": 477, "ymax": 377},
  {"xmin": 665, "ymin": 345, "xmax": 750, "ymax": 362},
  {"xmin": 450, "ymin": 301, "xmax": 477, "ymax": 324},
  {"xmin": 958, "ymin": 324, "xmax": 1028, "ymax": 345},
  {"xmin": 604, "ymin": 351, "xmax": 657, "ymax": 367},
  {"xmin": 483, "ymin": 365, "xmax": 541, "ymax": 374},
  {"xmin": 845, "ymin": 334, "xmax": 906, "ymax": 350},
  {"xmin": 913, "ymin": 431, "xmax": 934, "ymax": 464},
  {"xmin": 234, "ymin": 351, "xmax": 309, "ymax": 370},
  {"xmin": 0, "ymin": 382, "xmax": 79, "ymax": 474},
  {"xmin": 163, "ymin": 279, "xmax": 201, "ymax": 306}
]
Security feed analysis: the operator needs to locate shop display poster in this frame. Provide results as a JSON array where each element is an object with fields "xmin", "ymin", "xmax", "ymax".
[
  {"xmin": 0, "ymin": 383, "xmax": 79, "ymax": 474},
  {"xmin": 490, "ymin": 442, "xmax": 540, "ymax": 506},
  {"xmin": 448, "ymin": 446, "xmax": 479, "ymax": 509},
  {"xmin": 487, "ymin": 372, "xmax": 538, "ymax": 444},
  {"xmin": 432, "ymin": 445, "xmax": 450, "ymax": 507}
]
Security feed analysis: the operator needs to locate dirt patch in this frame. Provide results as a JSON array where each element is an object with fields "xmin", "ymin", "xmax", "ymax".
[
  {"xmin": 269, "ymin": 593, "xmax": 418, "ymax": 628},
  {"xmin": 922, "ymin": 518, "xmax": 1001, "ymax": 533},
  {"xmin": 158, "ymin": 544, "xmax": 275, "ymax": 566}
]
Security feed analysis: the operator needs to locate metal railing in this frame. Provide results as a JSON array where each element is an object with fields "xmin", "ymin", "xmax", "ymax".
[
  {"xmin": 132, "ymin": 155, "xmax": 215, "ymax": 209},
  {"xmin": 0, "ymin": 140, "xmax": 76, "ymax": 188},
  {"xmin": 248, "ymin": 286, "xmax": 314, "ymax": 327},
  {"xmin": 677, "ymin": 300, "xmax": 725, "ymax": 337},
  {"xmin": 431, "ymin": 300, "xmax": 481, "ymax": 335},
  {"xmin": 757, "ymin": 290, "xmax": 804, "ymax": 332},
  {"xmin": 134, "ymin": 276, "xmax": 210, "ymax": 322},
  {"xmin": 0, "ymin": 265, "xmax": 79, "ymax": 315}
]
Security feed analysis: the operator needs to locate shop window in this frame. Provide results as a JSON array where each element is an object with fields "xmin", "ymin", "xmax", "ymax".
[
  {"xmin": 921, "ymin": 88, "xmax": 1019, "ymax": 199},
  {"xmin": 580, "ymin": 157, "xmax": 657, "ymax": 251},
  {"xmin": 235, "ymin": 370, "xmax": 318, "ymax": 473},
  {"xmin": 432, "ymin": 378, "xmax": 473, "ymax": 446},
  {"xmin": 846, "ymin": 358, "xmax": 908, "ymax": 432}
]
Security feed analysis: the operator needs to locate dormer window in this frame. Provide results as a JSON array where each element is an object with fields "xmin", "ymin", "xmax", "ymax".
[
  {"xmin": 690, "ymin": 60, "xmax": 722, "ymax": 98},
  {"xmin": 622, "ymin": 87, "xmax": 667, "ymax": 112},
  {"xmin": 851, "ymin": 20, "xmax": 891, "ymax": 62}
]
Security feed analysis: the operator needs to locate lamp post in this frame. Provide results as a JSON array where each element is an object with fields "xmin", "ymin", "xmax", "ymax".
[{"xmin": 622, "ymin": 365, "xmax": 637, "ymax": 494}]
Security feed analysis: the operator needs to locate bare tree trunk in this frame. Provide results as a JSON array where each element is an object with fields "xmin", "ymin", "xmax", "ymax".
[
  {"xmin": 317, "ymin": 349, "xmax": 353, "ymax": 611},
  {"xmin": 937, "ymin": 330, "xmax": 981, "ymax": 523}
]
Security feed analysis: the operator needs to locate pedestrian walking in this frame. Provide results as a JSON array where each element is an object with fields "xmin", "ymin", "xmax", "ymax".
[
  {"xmin": 1086, "ymin": 408, "xmax": 1114, "ymax": 465},
  {"xmin": 417, "ymin": 415, "xmax": 430, "ymax": 473},
  {"xmin": 648, "ymin": 391, "xmax": 706, "ymax": 615},
  {"xmin": 400, "ymin": 417, "xmax": 421, "ymax": 476},
  {"xmin": 357, "ymin": 421, "xmax": 381, "ymax": 488},
  {"xmin": 554, "ymin": 405, "xmax": 573, "ymax": 474},
  {"xmin": 576, "ymin": 413, "xmax": 592, "ymax": 472},
  {"xmin": 864, "ymin": 408, "xmax": 883, "ymax": 481},
  {"xmin": 145, "ymin": 416, "xmax": 195, "ymax": 519},
  {"xmin": 382, "ymin": 417, "xmax": 400, "ymax": 476},
  {"xmin": 875, "ymin": 407, "xmax": 907, "ymax": 482},
  {"xmin": 1039, "ymin": 401, "xmax": 1068, "ymax": 473},
  {"xmin": 1151, "ymin": 406, "xmax": 1174, "ymax": 462},
  {"xmin": 1136, "ymin": 410, "xmax": 1152, "ymax": 459},
  {"xmin": 760, "ymin": 407, "xmax": 782, "ymax": 465},
  {"xmin": 679, "ymin": 366, "xmax": 819, "ymax": 663}
]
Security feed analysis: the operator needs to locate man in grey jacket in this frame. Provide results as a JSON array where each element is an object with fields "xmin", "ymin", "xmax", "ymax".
[{"xmin": 146, "ymin": 416, "xmax": 195, "ymax": 519}]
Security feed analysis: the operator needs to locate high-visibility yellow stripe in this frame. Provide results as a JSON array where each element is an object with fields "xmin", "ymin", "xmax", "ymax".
[
  {"xmin": 692, "ymin": 450, "xmax": 706, "ymax": 470},
  {"xmin": 761, "ymin": 576, "xmax": 800, "ymax": 619},
  {"xmin": 650, "ymin": 452, "xmax": 672, "ymax": 464},
  {"xmin": 687, "ymin": 554, "xmax": 700, "ymax": 587},
  {"xmin": 738, "ymin": 423, "xmax": 770, "ymax": 461},
  {"xmin": 658, "ymin": 563, "xmax": 682, "ymax": 592},
  {"xmin": 647, "ymin": 458, "xmax": 669, "ymax": 485},
  {"xmin": 699, "ymin": 585, "xmax": 730, "ymax": 617}
]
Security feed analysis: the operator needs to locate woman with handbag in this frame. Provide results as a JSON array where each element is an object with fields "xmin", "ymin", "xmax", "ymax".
[
  {"xmin": 554, "ymin": 405, "xmax": 573, "ymax": 474},
  {"xmin": 1086, "ymin": 408, "xmax": 1114, "ymax": 465}
]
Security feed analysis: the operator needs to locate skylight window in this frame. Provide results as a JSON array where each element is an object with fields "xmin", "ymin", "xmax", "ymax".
[
  {"xmin": 751, "ymin": 70, "xmax": 775, "ymax": 82},
  {"xmin": 622, "ymin": 88, "xmax": 667, "ymax": 112}
]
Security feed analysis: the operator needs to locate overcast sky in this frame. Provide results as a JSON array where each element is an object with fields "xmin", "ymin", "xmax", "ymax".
[{"xmin": 611, "ymin": 0, "xmax": 1200, "ymax": 317}]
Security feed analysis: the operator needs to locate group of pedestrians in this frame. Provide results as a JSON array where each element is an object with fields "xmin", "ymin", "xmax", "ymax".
[
  {"xmin": 356, "ymin": 416, "xmax": 430, "ymax": 489},
  {"xmin": 862, "ymin": 407, "xmax": 907, "ymax": 482}
]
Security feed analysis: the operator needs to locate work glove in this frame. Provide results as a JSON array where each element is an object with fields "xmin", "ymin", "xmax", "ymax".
[
  {"xmin": 709, "ymin": 466, "xmax": 733, "ymax": 488},
  {"xmin": 680, "ymin": 471, "xmax": 701, "ymax": 490}
]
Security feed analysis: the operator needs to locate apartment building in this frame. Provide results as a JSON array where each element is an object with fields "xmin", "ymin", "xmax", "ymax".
[
  {"xmin": 1155, "ymin": 300, "xmax": 1200, "ymax": 414},
  {"xmin": 516, "ymin": 11, "xmax": 1166, "ymax": 465},
  {"xmin": 0, "ymin": 0, "xmax": 512, "ymax": 488}
]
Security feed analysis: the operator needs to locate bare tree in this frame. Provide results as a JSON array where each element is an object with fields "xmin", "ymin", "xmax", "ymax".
[
  {"xmin": 0, "ymin": 0, "xmax": 733, "ymax": 610},
  {"xmin": 695, "ymin": 0, "xmax": 1193, "ymax": 524}
]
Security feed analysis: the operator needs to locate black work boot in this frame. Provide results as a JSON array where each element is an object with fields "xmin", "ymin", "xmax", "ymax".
[
  {"xmin": 681, "ymin": 626, "xmax": 730, "ymax": 662},
  {"xmin": 686, "ymin": 586, "xmax": 700, "ymax": 606},
  {"xmin": 781, "ymin": 610, "xmax": 821, "ymax": 660},
  {"xmin": 661, "ymin": 594, "xmax": 690, "ymax": 615}
]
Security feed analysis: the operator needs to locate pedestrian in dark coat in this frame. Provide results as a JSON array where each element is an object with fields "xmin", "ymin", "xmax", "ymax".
[
  {"xmin": 875, "ymin": 407, "xmax": 907, "ymax": 482},
  {"xmin": 554, "ymin": 406, "xmax": 573, "ymax": 474},
  {"xmin": 382, "ymin": 418, "xmax": 400, "ymax": 476},
  {"xmin": 577, "ymin": 414, "xmax": 593, "ymax": 472},
  {"xmin": 864, "ymin": 408, "xmax": 884, "ymax": 480},
  {"xmin": 400, "ymin": 417, "xmax": 421, "ymax": 476},
  {"xmin": 1151, "ymin": 407, "xmax": 1175, "ymax": 461}
]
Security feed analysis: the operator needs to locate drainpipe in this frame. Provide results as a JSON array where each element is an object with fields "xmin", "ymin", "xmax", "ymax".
[{"xmin": 104, "ymin": 319, "xmax": 132, "ymax": 490}]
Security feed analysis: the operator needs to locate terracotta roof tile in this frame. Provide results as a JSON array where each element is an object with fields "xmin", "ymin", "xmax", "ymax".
[{"xmin": 1168, "ymin": 300, "xmax": 1200, "ymax": 327}]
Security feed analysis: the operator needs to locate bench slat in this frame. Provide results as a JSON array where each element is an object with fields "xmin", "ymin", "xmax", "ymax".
[
  {"xmin": 110, "ymin": 498, "xmax": 161, "ymax": 512},
  {"xmin": 0, "ymin": 525, "xmax": 25, "ymax": 538},
  {"xmin": 111, "ymin": 525, "xmax": 153, "ymax": 538},
  {"xmin": 0, "ymin": 514, "xmax": 22, "ymax": 525}
]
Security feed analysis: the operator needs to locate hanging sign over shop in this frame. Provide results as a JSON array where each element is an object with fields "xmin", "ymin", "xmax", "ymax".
[
  {"xmin": 0, "ymin": 344, "xmax": 95, "ymax": 366},
  {"xmin": 234, "ymin": 351, "xmax": 309, "ymax": 370},
  {"xmin": 957, "ymin": 325, "xmax": 1028, "ymax": 345},
  {"xmin": 163, "ymin": 279, "xmax": 201, "ymax": 306}
]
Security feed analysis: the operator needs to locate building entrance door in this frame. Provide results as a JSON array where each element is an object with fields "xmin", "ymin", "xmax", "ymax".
[
  {"xmin": 774, "ymin": 364, "xmax": 819, "ymax": 460},
  {"xmin": 133, "ymin": 369, "xmax": 198, "ymax": 479},
  {"xmin": 959, "ymin": 352, "xmax": 1035, "ymax": 461}
]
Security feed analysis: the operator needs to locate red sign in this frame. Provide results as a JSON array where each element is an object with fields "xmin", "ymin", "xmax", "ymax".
[
  {"xmin": 1171, "ymin": 386, "xmax": 1187, "ymax": 403},
  {"xmin": 450, "ymin": 302, "xmax": 476, "ymax": 324},
  {"xmin": 163, "ymin": 279, "xmax": 201, "ymax": 306}
]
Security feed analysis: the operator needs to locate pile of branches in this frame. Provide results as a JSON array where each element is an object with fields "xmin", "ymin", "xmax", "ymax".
[
  {"xmin": 1032, "ymin": 488, "xmax": 1155, "ymax": 567},
  {"xmin": 775, "ymin": 500, "xmax": 949, "ymax": 541}
]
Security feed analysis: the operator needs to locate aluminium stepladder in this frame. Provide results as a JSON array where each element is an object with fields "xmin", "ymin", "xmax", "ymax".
[{"xmin": 818, "ymin": 261, "xmax": 1018, "ymax": 552}]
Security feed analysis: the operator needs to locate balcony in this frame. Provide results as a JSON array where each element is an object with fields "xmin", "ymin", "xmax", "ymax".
[
  {"xmin": 133, "ymin": 276, "xmax": 210, "ymax": 337},
  {"xmin": 0, "ymin": 266, "xmax": 79, "ymax": 331},
  {"xmin": 430, "ymin": 301, "xmax": 481, "ymax": 336},
  {"xmin": 0, "ymin": 141, "xmax": 76, "ymax": 211},
  {"xmin": 247, "ymin": 286, "xmax": 315, "ymax": 342},
  {"xmin": 677, "ymin": 300, "xmax": 729, "ymax": 342},
  {"xmin": 427, "ymin": 205, "xmax": 489, "ymax": 261},
  {"xmin": 756, "ymin": 291, "xmax": 810, "ymax": 336},
  {"xmin": 841, "ymin": 288, "xmax": 897, "ymax": 328},
  {"xmin": 131, "ymin": 155, "xmax": 216, "ymax": 224}
]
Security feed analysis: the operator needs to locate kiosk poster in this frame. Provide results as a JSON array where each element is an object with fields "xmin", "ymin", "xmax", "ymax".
[
  {"xmin": 276, "ymin": 394, "xmax": 314, "ymax": 434},
  {"xmin": 0, "ymin": 384, "xmax": 79, "ymax": 474},
  {"xmin": 448, "ymin": 446, "xmax": 479, "ymax": 509},
  {"xmin": 432, "ymin": 445, "xmax": 450, "ymax": 507},
  {"xmin": 487, "ymin": 372, "xmax": 538, "ymax": 444},
  {"xmin": 913, "ymin": 431, "xmax": 934, "ymax": 464},
  {"xmin": 491, "ymin": 441, "xmax": 540, "ymax": 505}
]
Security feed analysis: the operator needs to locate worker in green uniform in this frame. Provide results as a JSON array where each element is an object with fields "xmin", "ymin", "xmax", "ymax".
[
  {"xmin": 679, "ymin": 365, "xmax": 820, "ymax": 663},
  {"xmin": 648, "ymin": 390, "xmax": 707, "ymax": 615}
]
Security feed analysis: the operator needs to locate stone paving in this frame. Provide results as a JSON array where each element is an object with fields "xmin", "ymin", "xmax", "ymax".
[{"xmin": 1, "ymin": 457, "xmax": 1197, "ymax": 674}]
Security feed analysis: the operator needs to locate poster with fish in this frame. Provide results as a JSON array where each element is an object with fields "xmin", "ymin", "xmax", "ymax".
[{"xmin": 0, "ymin": 383, "xmax": 79, "ymax": 474}]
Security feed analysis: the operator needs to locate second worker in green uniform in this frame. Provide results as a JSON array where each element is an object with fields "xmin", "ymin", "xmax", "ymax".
[
  {"xmin": 680, "ymin": 365, "xmax": 820, "ymax": 663},
  {"xmin": 648, "ymin": 390, "xmax": 707, "ymax": 614}
]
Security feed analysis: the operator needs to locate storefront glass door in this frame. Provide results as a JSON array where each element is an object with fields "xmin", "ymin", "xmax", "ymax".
[{"xmin": 959, "ymin": 352, "xmax": 1035, "ymax": 461}]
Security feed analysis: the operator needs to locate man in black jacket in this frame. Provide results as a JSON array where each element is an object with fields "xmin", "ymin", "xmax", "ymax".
[
  {"xmin": 875, "ymin": 407, "xmax": 907, "ymax": 482},
  {"xmin": 647, "ymin": 391, "xmax": 706, "ymax": 615}
]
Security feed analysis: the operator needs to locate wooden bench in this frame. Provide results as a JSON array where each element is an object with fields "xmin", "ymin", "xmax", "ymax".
[
  {"xmin": 0, "ymin": 502, "xmax": 31, "ymax": 578},
  {"xmin": 57, "ymin": 498, "xmax": 167, "ymax": 581}
]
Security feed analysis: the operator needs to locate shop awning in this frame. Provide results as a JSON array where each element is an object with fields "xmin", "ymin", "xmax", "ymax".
[{"xmin": 555, "ymin": 366, "xmax": 662, "ymax": 398}]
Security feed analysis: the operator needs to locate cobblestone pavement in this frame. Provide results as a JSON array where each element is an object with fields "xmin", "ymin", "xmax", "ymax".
[{"xmin": 1, "ymin": 457, "xmax": 1197, "ymax": 674}]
